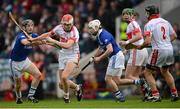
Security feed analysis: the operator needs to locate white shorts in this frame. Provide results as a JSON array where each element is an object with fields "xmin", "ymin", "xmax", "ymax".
[
  {"xmin": 106, "ymin": 51, "xmax": 125, "ymax": 76},
  {"xmin": 128, "ymin": 48, "xmax": 148, "ymax": 66},
  {"xmin": 58, "ymin": 52, "xmax": 80, "ymax": 70},
  {"xmin": 10, "ymin": 58, "xmax": 32, "ymax": 78},
  {"xmin": 148, "ymin": 49, "xmax": 174, "ymax": 67}
]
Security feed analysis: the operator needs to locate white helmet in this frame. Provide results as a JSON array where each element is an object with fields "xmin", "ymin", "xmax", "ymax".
[
  {"xmin": 88, "ymin": 19, "xmax": 101, "ymax": 31},
  {"xmin": 88, "ymin": 20, "xmax": 101, "ymax": 38},
  {"xmin": 61, "ymin": 14, "xmax": 74, "ymax": 25},
  {"xmin": 61, "ymin": 14, "xmax": 74, "ymax": 32}
]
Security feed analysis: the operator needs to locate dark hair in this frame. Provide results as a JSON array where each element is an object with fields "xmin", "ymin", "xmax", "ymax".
[
  {"xmin": 21, "ymin": 19, "xmax": 34, "ymax": 27},
  {"xmin": 145, "ymin": 5, "xmax": 159, "ymax": 15}
]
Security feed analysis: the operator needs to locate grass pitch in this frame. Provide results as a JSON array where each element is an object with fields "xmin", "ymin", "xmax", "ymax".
[{"xmin": 0, "ymin": 97, "xmax": 180, "ymax": 108}]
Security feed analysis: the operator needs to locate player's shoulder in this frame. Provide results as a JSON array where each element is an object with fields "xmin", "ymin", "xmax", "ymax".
[
  {"xmin": 71, "ymin": 26, "xmax": 79, "ymax": 33},
  {"xmin": 130, "ymin": 20, "xmax": 138, "ymax": 25},
  {"xmin": 144, "ymin": 20, "xmax": 152, "ymax": 28},
  {"xmin": 54, "ymin": 24, "xmax": 63, "ymax": 31},
  {"xmin": 100, "ymin": 29, "xmax": 113, "ymax": 39},
  {"xmin": 31, "ymin": 33, "xmax": 38, "ymax": 38},
  {"xmin": 17, "ymin": 32, "xmax": 26, "ymax": 39}
]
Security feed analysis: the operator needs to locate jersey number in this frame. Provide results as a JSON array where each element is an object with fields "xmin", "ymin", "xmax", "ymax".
[{"xmin": 161, "ymin": 26, "xmax": 166, "ymax": 39}]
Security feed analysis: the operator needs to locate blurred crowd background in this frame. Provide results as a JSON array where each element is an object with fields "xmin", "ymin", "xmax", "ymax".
[{"xmin": 0, "ymin": 0, "xmax": 179, "ymax": 101}]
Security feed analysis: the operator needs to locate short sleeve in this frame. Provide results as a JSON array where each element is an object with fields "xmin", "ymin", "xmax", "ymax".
[
  {"xmin": 101, "ymin": 35, "xmax": 111, "ymax": 46},
  {"xmin": 31, "ymin": 33, "xmax": 38, "ymax": 38},
  {"xmin": 19, "ymin": 35, "xmax": 26, "ymax": 41},
  {"xmin": 144, "ymin": 24, "xmax": 152, "ymax": 36}
]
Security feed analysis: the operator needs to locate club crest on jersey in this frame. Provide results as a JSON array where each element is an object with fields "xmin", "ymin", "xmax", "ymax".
[{"xmin": 104, "ymin": 39, "xmax": 108, "ymax": 44}]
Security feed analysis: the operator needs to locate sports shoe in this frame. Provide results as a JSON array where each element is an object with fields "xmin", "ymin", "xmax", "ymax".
[
  {"xmin": 16, "ymin": 98, "xmax": 23, "ymax": 104},
  {"xmin": 28, "ymin": 96, "xmax": 39, "ymax": 103},
  {"xmin": 115, "ymin": 91, "xmax": 125, "ymax": 102},
  {"xmin": 76, "ymin": 84, "xmax": 83, "ymax": 101},
  {"xmin": 171, "ymin": 94, "xmax": 179, "ymax": 102},
  {"xmin": 63, "ymin": 97, "xmax": 70, "ymax": 103},
  {"xmin": 147, "ymin": 96, "xmax": 161, "ymax": 102}
]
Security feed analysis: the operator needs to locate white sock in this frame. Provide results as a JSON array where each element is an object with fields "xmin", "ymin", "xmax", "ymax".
[
  {"xmin": 15, "ymin": 91, "xmax": 22, "ymax": 98},
  {"xmin": 28, "ymin": 86, "xmax": 37, "ymax": 97},
  {"xmin": 76, "ymin": 85, "xmax": 80, "ymax": 91},
  {"xmin": 64, "ymin": 92, "xmax": 69, "ymax": 99}
]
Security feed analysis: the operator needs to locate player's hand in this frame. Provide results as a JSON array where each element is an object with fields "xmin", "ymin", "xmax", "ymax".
[
  {"xmin": 93, "ymin": 57, "xmax": 101, "ymax": 63},
  {"xmin": 136, "ymin": 45, "xmax": 143, "ymax": 49},
  {"xmin": 41, "ymin": 40, "xmax": 47, "ymax": 44},
  {"xmin": 119, "ymin": 41, "xmax": 128, "ymax": 46},
  {"xmin": 46, "ymin": 37, "xmax": 54, "ymax": 43},
  {"xmin": 27, "ymin": 36, "xmax": 33, "ymax": 42},
  {"xmin": 89, "ymin": 57, "xmax": 94, "ymax": 63}
]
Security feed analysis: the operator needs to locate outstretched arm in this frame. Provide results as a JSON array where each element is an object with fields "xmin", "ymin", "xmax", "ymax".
[
  {"xmin": 21, "ymin": 39, "xmax": 46, "ymax": 46},
  {"xmin": 46, "ymin": 37, "xmax": 75, "ymax": 49},
  {"xmin": 30, "ymin": 32, "xmax": 53, "ymax": 42}
]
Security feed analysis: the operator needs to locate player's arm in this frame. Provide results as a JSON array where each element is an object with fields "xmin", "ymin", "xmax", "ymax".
[
  {"xmin": 46, "ymin": 42, "xmax": 62, "ymax": 49},
  {"xmin": 127, "ymin": 32, "xmax": 142, "ymax": 44},
  {"xmin": 94, "ymin": 43, "xmax": 113, "ymax": 62},
  {"xmin": 168, "ymin": 22, "xmax": 177, "ymax": 42},
  {"xmin": 30, "ymin": 32, "xmax": 53, "ymax": 41},
  {"xmin": 47, "ymin": 37, "xmax": 74, "ymax": 49},
  {"xmin": 120, "ymin": 32, "xmax": 142, "ymax": 46},
  {"xmin": 137, "ymin": 32, "xmax": 152, "ymax": 49},
  {"xmin": 94, "ymin": 47, "xmax": 104, "ymax": 57},
  {"xmin": 21, "ymin": 39, "xmax": 46, "ymax": 46},
  {"xmin": 170, "ymin": 33, "xmax": 177, "ymax": 42}
]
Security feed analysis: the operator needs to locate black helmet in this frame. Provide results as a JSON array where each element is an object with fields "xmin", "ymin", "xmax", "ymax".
[{"xmin": 145, "ymin": 5, "xmax": 159, "ymax": 16}]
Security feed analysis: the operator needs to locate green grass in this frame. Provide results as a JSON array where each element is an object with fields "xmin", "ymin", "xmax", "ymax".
[{"xmin": 0, "ymin": 98, "xmax": 180, "ymax": 108}]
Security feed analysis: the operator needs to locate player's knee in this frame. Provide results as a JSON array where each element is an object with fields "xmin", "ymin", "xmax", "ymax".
[
  {"xmin": 125, "ymin": 74, "xmax": 132, "ymax": 79},
  {"xmin": 105, "ymin": 76, "xmax": 112, "ymax": 83},
  {"xmin": 160, "ymin": 67, "xmax": 169, "ymax": 74},
  {"xmin": 59, "ymin": 83, "xmax": 63, "ymax": 89},
  {"xmin": 61, "ymin": 75, "xmax": 68, "ymax": 82}
]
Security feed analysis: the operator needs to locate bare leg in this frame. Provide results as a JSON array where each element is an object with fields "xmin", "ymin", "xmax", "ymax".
[
  {"xmin": 125, "ymin": 65, "xmax": 142, "ymax": 80},
  {"xmin": 105, "ymin": 75, "xmax": 119, "ymax": 92},
  {"xmin": 14, "ymin": 78, "xmax": 22, "ymax": 98},
  {"xmin": 60, "ymin": 62, "xmax": 77, "ymax": 99},
  {"xmin": 144, "ymin": 68, "xmax": 159, "ymax": 97},
  {"xmin": 113, "ymin": 76, "xmax": 134, "ymax": 85},
  {"xmin": 160, "ymin": 67, "xmax": 178, "ymax": 95},
  {"xmin": 25, "ymin": 63, "xmax": 41, "ymax": 98}
]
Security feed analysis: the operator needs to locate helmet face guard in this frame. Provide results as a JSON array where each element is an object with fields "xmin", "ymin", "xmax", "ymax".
[
  {"xmin": 61, "ymin": 14, "xmax": 74, "ymax": 32},
  {"xmin": 88, "ymin": 19, "xmax": 101, "ymax": 38}
]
